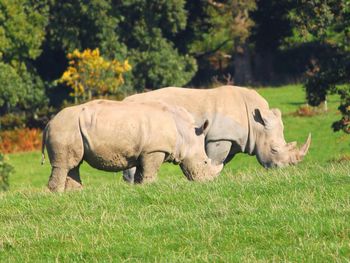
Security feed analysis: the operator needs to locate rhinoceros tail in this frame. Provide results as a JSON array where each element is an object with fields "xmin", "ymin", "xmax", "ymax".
[{"xmin": 41, "ymin": 124, "xmax": 48, "ymax": 165}]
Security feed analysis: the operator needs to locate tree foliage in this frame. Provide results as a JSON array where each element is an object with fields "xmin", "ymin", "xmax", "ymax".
[
  {"xmin": 0, "ymin": 62, "xmax": 24, "ymax": 111},
  {"xmin": 0, "ymin": 0, "xmax": 48, "ymax": 63},
  {"xmin": 46, "ymin": 0, "xmax": 123, "ymax": 56},
  {"xmin": 114, "ymin": 0, "xmax": 196, "ymax": 90},
  {"xmin": 186, "ymin": 0, "xmax": 256, "ymax": 56},
  {"xmin": 288, "ymin": 0, "xmax": 350, "ymax": 133},
  {"xmin": 250, "ymin": 0, "xmax": 295, "ymax": 52},
  {"xmin": 0, "ymin": 0, "xmax": 48, "ymax": 116}
]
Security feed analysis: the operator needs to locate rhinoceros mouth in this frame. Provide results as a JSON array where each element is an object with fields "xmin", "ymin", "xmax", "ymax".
[{"xmin": 180, "ymin": 159, "xmax": 223, "ymax": 181}]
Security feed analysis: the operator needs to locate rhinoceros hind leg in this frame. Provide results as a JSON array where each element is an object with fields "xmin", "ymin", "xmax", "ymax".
[
  {"xmin": 134, "ymin": 152, "xmax": 165, "ymax": 184},
  {"xmin": 65, "ymin": 165, "xmax": 83, "ymax": 191},
  {"xmin": 48, "ymin": 167, "xmax": 69, "ymax": 192},
  {"xmin": 122, "ymin": 167, "xmax": 136, "ymax": 183}
]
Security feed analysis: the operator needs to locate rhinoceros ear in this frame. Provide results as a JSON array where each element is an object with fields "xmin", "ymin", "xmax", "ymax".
[
  {"xmin": 271, "ymin": 108, "xmax": 282, "ymax": 118},
  {"xmin": 195, "ymin": 120, "xmax": 209, "ymax": 135},
  {"xmin": 254, "ymin": 109, "xmax": 276, "ymax": 129}
]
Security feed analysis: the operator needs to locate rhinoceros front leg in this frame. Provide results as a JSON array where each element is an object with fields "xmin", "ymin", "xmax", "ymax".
[
  {"xmin": 65, "ymin": 165, "xmax": 83, "ymax": 191},
  {"xmin": 48, "ymin": 167, "xmax": 69, "ymax": 193},
  {"xmin": 134, "ymin": 152, "xmax": 165, "ymax": 184},
  {"xmin": 122, "ymin": 167, "xmax": 136, "ymax": 183},
  {"xmin": 205, "ymin": 140, "xmax": 232, "ymax": 165}
]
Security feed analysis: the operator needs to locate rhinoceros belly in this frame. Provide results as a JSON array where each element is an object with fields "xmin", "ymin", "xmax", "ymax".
[{"xmin": 83, "ymin": 143, "xmax": 139, "ymax": 172}]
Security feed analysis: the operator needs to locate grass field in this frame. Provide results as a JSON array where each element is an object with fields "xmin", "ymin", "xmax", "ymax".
[{"xmin": 1, "ymin": 85, "xmax": 350, "ymax": 261}]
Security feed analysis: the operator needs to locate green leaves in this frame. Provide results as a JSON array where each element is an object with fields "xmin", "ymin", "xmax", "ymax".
[
  {"xmin": 187, "ymin": 0, "xmax": 256, "ymax": 56},
  {"xmin": 113, "ymin": 0, "xmax": 194, "ymax": 90},
  {"xmin": 0, "ymin": 63, "xmax": 24, "ymax": 109},
  {"xmin": 0, "ymin": 0, "xmax": 49, "ymax": 62},
  {"xmin": 130, "ymin": 38, "xmax": 197, "ymax": 90},
  {"xmin": 287, "ymin": 1, "xmax": 350, "ymax": 133}
]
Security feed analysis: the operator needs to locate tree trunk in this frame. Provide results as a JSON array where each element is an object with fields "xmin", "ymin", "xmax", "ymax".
[{"xmin": 233, "ymin": 44, "xmax": 253, "ymax": 85}]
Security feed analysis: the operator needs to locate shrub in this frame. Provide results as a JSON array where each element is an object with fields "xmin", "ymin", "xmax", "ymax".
[
  {"xmin": 0, "ymin": 113, "xmax": 26, "ymax": 130},
  {"xmin": 292, "ymin": 104, "xmax": 327, "ymax": 117},
  {"xmin": 0, "ymin": 153, "xmax": 13, "ymax": 191},
  {"xmin": 59, "ymin": 48, "xmax": 131, "ymax": 103},
  {"xmin": 0, "ymin": 128, "xmax": 42, "ymax": 154},
  {"xmin": 0, "ymin": 106, "xmax": 56, "ymax": 131}
]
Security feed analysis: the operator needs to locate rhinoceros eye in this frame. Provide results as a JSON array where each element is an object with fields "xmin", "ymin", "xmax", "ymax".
[{"xmin": 271, "ymin": 147, "xmax": 279, "ymax": 154}]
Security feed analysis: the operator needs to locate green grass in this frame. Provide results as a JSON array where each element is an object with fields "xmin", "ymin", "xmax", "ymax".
[{"xmin": 1, "ymin": 84, "xmax": 350, "ymax": 262}]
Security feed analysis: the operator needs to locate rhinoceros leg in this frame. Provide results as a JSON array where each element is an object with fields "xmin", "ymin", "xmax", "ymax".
[
  {"xmin": 48, "ymin": 167, "xmax": 69, "ymax": 193},
  {"xmin": 134, "ymin": 152, "xmax": 165, "ymax": 184},
  {"xmin": 65, "ymin": 165, "xmax": 83, "ymax": 191},
  {"xmin": 122, "ymin": 167, "xmax": 136, "ymax": 183},
  {"xmin": 205, "ymin": 141, "xmax": 232, "ymax": 165}
]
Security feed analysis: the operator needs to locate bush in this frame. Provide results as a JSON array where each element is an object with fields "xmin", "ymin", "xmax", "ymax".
[
  {"xmin": 292, "ymin": 104, "xmax": 327, "ymax": 117},
  {"xmin": 0, "ymin": 128, "xmax": 42, "ymax": 154},
  {"xmin": 59, "ymin": 48, "xmax": 131, "ymax": 103},
  {"xmin": 0, "ymin": 153, "xmax": 13, "ymax": 191},
  {"xmin": 0, "ymin": 105, "xmax": 56, "ymax": 131},
  {"xmin": 0, "ymin": 113, "xmax": 26, "ymax": 130}
]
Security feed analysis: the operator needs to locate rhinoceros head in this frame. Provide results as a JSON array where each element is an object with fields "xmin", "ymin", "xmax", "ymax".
[
  {"xmin": 178, "ymin": 120, "xmax": 223, "ymax": 181},
  {"xmin": 253, "ymin": 108, "xmax": 311, "ymax": 168}
]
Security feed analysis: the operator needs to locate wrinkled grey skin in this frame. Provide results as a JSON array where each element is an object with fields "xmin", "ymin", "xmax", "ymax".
[
  {"xmin": 123, "ymin": 85, "xmax": 311, "ymax": 182},
  {"xmin": 42, "ymin": 100, "xmax": 223, "ymax": 192}
]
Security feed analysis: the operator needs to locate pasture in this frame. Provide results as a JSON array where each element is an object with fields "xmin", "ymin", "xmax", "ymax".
[{"xmin": 1, "ymin": 85, "xmax": 350, "ymax": 261}]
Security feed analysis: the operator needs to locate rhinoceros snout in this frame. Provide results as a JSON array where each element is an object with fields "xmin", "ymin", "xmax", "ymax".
[{"xmin": 180, "ymin": 158, "xmax": 223, "ymax": 181}]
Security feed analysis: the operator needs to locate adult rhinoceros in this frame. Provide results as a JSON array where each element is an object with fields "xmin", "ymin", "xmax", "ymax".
[
  {"xmin": 42, "ymin": 100, "xmax": 223, "ymax": 192},
  {"xmin": 123, "ymin": 85, "xmax": 311, "ymax": 181}
]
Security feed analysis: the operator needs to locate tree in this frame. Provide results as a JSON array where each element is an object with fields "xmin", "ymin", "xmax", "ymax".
[
  {"xmin": 37, "ymin": 0, "xmax": 197, "ymax": 93},
  {"xmin": 288, "ymin": 1, "xmax": 350, "ymax": 132},
  {"xmin": 0, "ymin": 63, "xmax": 24, "ymax": 112},
  {"xmin": 173, "ymin": 0, "xmax": 257, "ymax": 85},
  {"xmin": 114, "ymin": 0, "xmax": 197, "ymax": 90},
  {"xmin": 0, "ymin": 0, "xmax": 48, "ymax": 115},
  {"xmin": 0, "ymin": 0, "xmax": 49, "ymax": 63},
  {"xmin": 181, "ymin": 0, "xmax": 256, "ymax": 57}
]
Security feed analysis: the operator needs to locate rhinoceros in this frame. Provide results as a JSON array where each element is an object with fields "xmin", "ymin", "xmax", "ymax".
[
  {"xmin": 42, "ymin": 100, "xmax": 223, "ymax": 192},
  {"xmin": 123, "ymin": 85, "xmax": 311, "ymax": 181}
]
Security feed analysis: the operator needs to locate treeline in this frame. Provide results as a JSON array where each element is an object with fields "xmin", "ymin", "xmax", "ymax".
[{"xmin": 0, "ymin": 0, "xmax": 349, "ymax": 131}]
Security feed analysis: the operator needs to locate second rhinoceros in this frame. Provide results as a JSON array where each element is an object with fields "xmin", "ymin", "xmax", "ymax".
[
  {"xmin": 123, "ymin": 85, "xmax": 311, "ymax": 181},
  {"xmin": 42, "ymin": 100, "xmax": 223, "ymax": 192}
]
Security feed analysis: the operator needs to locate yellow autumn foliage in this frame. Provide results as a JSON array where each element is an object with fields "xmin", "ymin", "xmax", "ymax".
[{"xmin": 59, "ymin": 48, "xmax": 131, "ymax": 102}]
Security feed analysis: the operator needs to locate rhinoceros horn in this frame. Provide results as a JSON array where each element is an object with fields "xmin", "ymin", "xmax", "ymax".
[{"xmin": 299, "ymin": 133, "xmax": 311, "ymax": 158}]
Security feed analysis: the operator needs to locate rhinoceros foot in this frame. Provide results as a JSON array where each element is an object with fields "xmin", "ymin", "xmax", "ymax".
[{"xmin": 65, "ymin": 176, "xmax": 83, "ymax": 191}]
